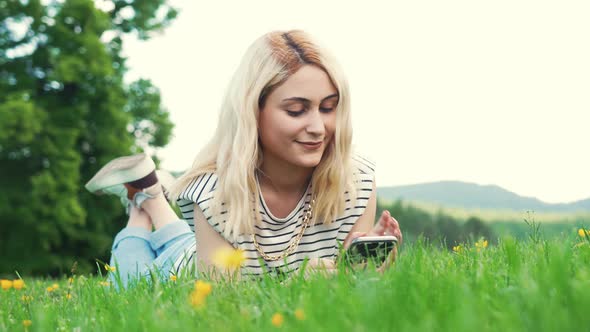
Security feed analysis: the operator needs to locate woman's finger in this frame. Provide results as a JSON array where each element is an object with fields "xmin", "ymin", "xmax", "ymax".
[
  {"xmin": 304, "ymin": 258, "xmax": 338, "ymax": 279},
  {"xmin": 386, "ymin": 215, "xmax": 403, "ymax": 245},
  {"xmin": 393, "ymin": 223, "xmax": 403, "ymax": 246},
  {"xmin": 368, "ymin": 211, "xmax": 389, "ymax": 236},
  {"xmin": 307, "ymin": 258, "xmax": 335, "ymax": 269},
  {"xmin": 377, "ymin": 246, "xmax": 399, "ymax": 274},
  {"xmin": 318, "ymin": 258, "xmax": 335, "ymax": 269},
  {"xmin": 343, "ymin": 231, "xmax": 367, "ymax": 249}
]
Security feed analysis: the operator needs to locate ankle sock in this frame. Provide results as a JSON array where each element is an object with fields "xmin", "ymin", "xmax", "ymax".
[{"xmin": 123, "ymin": 170, "xmax": 162, "ymax": 208}]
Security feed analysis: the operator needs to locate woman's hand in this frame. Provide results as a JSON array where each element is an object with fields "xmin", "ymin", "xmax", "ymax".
[
  {"xmin": 372, "ymin": 210, "xmax": 402, "ymax": 272},
  {"xmin": 344, "ymin": 210, "xmax": 403, "ymax": 248},
  {"xmin": 343, "ymin": 210, "xmax": 403, "ymax": 272},
  {"xmin": 368, "ymin": 210, "xmax": 403, "ymax": 244},
  {"xmin": 303, "ymin": 258, "xmax": 337, "ymax": 279}
]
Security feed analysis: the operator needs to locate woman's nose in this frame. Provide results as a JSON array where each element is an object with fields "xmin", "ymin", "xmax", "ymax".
[{"xmin": 305, "ymin": 109, "xmax": 326, "ymax": 136}]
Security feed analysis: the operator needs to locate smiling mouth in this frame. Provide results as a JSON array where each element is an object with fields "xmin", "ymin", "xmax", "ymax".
[{"xmin": 297, "ymin": 141, "xmax": 323, "ymax": 149}]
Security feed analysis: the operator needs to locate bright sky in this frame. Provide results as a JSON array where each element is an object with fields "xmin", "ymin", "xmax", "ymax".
[{"xmin": 123, "ymin": 0, "xmax": 590, "ymax": 204}]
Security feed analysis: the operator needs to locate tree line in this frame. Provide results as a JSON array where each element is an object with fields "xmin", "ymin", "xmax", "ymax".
[
  {"xmin": 377, "ymin": 200, "xmax": 496, "ymax": 249},
  {"xmin": 0, "ymin": 0, "xmax": 177, "ymax": 277}
]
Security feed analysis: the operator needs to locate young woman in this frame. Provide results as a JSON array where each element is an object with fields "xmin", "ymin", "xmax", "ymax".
[{"xmin": 86, "ymin": 30, "xmax": 402, "ymax": 286}]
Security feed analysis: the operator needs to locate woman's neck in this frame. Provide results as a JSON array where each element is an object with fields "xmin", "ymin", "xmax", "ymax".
[{"xmin": 257, "ymin": 155, "xmax": 313, "ymax": 197}]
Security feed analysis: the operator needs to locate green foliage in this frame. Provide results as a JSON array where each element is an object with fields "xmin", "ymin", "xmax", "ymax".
[
  {"xmin": 126, "ymin": 79, "xmax": 174, "ymax": 149},
  {"xmin": 0, "ymin": 0, "xmax": 177, "ymax": 276},
  {"xmin": 0, "ymin": 94, "xmax": 45, "ymax": 145},
  {"xmin": 378, "ymin": 199, "xmax": 496, "ymax": 249},
  {"xmin": 1, "ymin": 237, "xmax": 589, "ymax": 331}
]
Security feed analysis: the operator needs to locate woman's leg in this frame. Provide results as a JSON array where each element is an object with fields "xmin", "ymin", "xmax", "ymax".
[
  {"xmin": 86, "ymin": 154, "xmax": 196, "ymax": 282},
  {"xmin": 109, "ymin": 205, "xmax": 156, "ymax": 287},
  {"xmin": 140, "ymin": 193, "xmax": 196, "ymax": 276},
  {"xmin": 149, "ymin": 220, "xmax": 196, "ymax": 278},
  {"xmin": 141, "ymin": 192, "xmax": 180, "ymax": 231},
  {"xmin": 109, "ymin": 201, "xmax": 195, "ymax": 287}
]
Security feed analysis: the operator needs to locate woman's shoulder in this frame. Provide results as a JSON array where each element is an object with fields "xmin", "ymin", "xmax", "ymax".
[
  {"xmin": 351, "ymin": 153, "xmax": 375, "ymax": 177},
  {"xmin": 177, "ymin": 171, "xmax": 219, "ymax": 204}
]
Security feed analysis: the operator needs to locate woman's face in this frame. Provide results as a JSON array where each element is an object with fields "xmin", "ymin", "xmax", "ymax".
[{"xmin": 258, "ymin": 65, "xmax": 338, "ymax": 170}]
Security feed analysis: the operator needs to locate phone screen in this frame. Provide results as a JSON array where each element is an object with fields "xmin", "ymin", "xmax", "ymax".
[{"xmin": 342, "ymin": 236, "xmax": 397, "ymax": 266}]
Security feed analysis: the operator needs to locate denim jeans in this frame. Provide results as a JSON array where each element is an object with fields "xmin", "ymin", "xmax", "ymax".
[{"xmin": 109, "ymin": 220, "xmax": 195, "ymax": 288}]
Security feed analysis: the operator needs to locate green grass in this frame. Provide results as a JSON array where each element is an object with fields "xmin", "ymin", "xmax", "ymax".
[{"xmin": 2, "ymin": 234, "xmax": 590, "ymax": 332}]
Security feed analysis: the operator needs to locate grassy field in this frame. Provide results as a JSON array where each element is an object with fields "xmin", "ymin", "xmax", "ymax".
[{"xmin": 2, "ymin": 230, "xmax": 590, "ymax": 332}]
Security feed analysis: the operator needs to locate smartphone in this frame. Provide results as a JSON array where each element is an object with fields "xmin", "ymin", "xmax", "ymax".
[{"xmin": 342, "ymin": 236, "xmax": 398, "ymax": 266}]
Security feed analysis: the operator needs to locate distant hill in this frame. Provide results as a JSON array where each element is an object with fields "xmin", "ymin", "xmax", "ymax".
[{"xmin": 377, "ymin": 181, "xmax": 590, "ymax": 212}]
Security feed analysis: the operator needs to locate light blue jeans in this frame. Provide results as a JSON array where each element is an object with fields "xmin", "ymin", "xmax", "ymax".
[{"xmin": 109, "ymin": 220, "xmax": 195, "ymax": 288}]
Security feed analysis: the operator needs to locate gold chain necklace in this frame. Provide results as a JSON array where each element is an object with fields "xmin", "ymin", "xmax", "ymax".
[{"xmin": 252, "ymin": 199, "xmax": 315, "ymax": 261}]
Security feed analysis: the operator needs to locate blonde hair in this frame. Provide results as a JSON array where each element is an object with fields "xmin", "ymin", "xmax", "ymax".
[{"xmin": 169, "ymin": 30, "xmax": 356, "ymax": 240}]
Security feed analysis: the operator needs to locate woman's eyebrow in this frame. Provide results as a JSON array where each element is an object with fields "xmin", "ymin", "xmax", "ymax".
[
  {"xmin": 281, "ymin": 93, "xmax": 339, "ymax": 103},
  {"xmin": 321, "ymin": 93, "xmax": 339, "ymax": 101},
  {"xmin": 281, "ymin": 97, "xmax": 309, "ymax": 104}
]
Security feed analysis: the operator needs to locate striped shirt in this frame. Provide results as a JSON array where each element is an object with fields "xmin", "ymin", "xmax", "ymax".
[{"xmin": 174, "ymin": 155, "xmax": 375, "ymax": 278}]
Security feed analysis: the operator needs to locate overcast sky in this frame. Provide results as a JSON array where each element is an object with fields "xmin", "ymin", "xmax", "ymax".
[{"xmin": 122, "ymin": 0, "xmax": 589, "ymax": 204}]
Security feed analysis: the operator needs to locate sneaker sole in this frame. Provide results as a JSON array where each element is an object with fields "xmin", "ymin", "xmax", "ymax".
[{"xmin": 85, "ymin": 154, "xmax": 156, "ymax": 193}]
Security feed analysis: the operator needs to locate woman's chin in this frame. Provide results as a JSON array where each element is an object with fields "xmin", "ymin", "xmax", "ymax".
[{"xmin": 293, "ymin": 154, "xmax": 323, "ymax": 169}]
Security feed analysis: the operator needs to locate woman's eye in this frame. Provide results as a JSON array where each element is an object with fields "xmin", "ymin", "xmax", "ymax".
[
  {"xmin": 287, "ymin": 110, "xmax": 305, "ymax": 117},
  {"xmin": 320, "ymin": 107, "xmax": 334, "ymax": 113}
]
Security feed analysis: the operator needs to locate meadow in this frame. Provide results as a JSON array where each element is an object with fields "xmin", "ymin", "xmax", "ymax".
[{"xmin": 2, "ymin": 230, "xmax": 590, "ymax": 332}]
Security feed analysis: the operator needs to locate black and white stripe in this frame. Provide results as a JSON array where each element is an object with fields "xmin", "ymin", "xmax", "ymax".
[{"xmin": 174, "ymin": 155, "xmax": 375, "ymax": 277}]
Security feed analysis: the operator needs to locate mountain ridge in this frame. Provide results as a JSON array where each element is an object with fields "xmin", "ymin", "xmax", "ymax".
[{"xmin": 377, "ymin": 180, "xmax": 590, "ymax": 212}]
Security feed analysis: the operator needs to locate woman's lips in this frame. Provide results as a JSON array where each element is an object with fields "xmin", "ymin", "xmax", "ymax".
[{"xmin": 297, "ymin": 141, "xmax": 323, "ymax": 150}]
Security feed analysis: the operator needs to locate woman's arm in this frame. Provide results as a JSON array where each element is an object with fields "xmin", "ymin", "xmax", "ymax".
[
  {"xmin": 340, "ymin": 179, "xmax": 403, "ymax": 272},
  {"xmin": 343, "ymin": 179, "xmax": 403, "ymax": 248},
  {"xmin": 193, "ymin": 204, "xmax": 238, "ymax": 280},
  {"xmin": 342, "ymin": 179, "xmax": 378, "ymax": 249},
  {"xmin": 296, "ymin": 181, "xmax": 378, "ymax": 279}
]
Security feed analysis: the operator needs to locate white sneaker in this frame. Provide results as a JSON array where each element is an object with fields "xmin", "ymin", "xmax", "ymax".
[{"xmin": 85, "ymin": 154, "xmax": 161, "ymax": 209}]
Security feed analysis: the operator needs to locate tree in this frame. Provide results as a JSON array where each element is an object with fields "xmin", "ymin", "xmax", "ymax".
[
  {"xmin": 0, "ymin": 0, "xmax": 176, "ymax": 276},
  {"xmin": 434, "ymin": 210, "xmax": 462, "ymax": 249},
  {"xmin": 463, "ymin": 216, "xmax": 495, "ymax": 243}
]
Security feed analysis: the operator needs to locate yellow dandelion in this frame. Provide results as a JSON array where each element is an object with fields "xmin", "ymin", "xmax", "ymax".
[
  {"xmin": 23, "ymin": 320, "xmax": 32, "ymax": 327},
  {"xmin": 52, "ymin": 283, "xmax": 59, "ymax": 290},
  {"xmin": 194, "ymin": 280, "xmax": 212, "ymax": 297},
  {"xmin": 294, "ymin": 308, "xmax": 305, "ymax": 321},
  {"xmin": 21, "ymin": 295, "xmax": 34, "ymax": 302},
  {"xmin": 579, "ymin": 228, "xmax": 589, "ymax": 238},
  {"xmin": 46, "ymin": 286, "xmax": 54, "ymax": 292},
  {"xmin": 105, "ymin": 264, "xmax": 116, "ymax": 272},
  {"xmin": 452, "ymin": 245, "xmax": 462, "ymax": 253},
  {"xmin": 1, "ymin": 279, "xmax": 12, "ymax": 290},
  {"xmin": 99, "ymin": 281, "xmax": 110, "ymax": 287},
  {"xmin": 66, "ymin": 293, "xmax": 72, "ymax": 300},
  {"xmin": 170, "ymin": 275, "xmax": 177, "ymax": 282},
  {"xmin": 13, "ymin": 279, "xmax": 25, "ymax": 290},
  {"xmin": 68, "ymin": 277, "xmax": 74, "ymax": 284},
  {"xmin": 189, "ymin": 290, "xmax": 207, "ymax": 308},
  {"xmin": 227, "ymin": 249, "xmax": 246, "ymax": 267},
  {"xmin": 271, "ymin": 313, "xmax": 284, "ymax": 327},
  {"xmin": 212, "ymin": 248, "xmax": 246, "ymax": 269},
  {"xmin": 475, "ymin": 239, "xmax": 488, "ymax": 252},
  {"xmin": 190, "ymin": 280, "xmax": 212, "ymax": 309}
]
